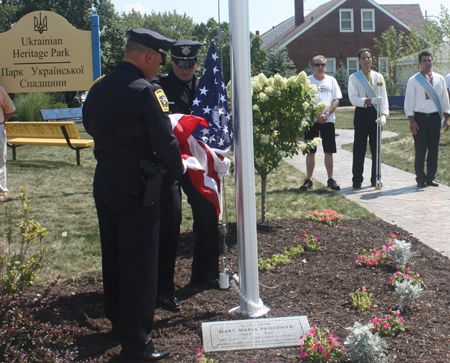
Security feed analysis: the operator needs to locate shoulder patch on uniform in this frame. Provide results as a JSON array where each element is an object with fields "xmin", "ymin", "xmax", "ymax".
[{"xmin": 154, "ymin": 89, "xmax": 169, "ymax": 112}]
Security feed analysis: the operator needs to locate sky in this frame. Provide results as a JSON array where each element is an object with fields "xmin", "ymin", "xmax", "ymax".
[{"xmin": 110, "ymin": 0, "xmax": 447, "ymax": 35}]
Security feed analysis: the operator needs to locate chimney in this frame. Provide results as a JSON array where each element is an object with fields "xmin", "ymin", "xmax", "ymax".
[{"xmin": 295, "ymin": 0, "xmax": 304, "ymax": 27}]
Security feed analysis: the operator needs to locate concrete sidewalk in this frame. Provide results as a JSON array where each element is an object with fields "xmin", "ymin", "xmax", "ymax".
[{"xmin": 285, "ymin": 129, "xmax": 450, "ymax": 259}]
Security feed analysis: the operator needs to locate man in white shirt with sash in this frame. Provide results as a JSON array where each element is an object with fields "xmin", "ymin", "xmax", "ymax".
[
  {"xmin": 348, "ymin": 48, "xmax": 389, "ymax": 188},
  {"xmin": 404, "ymin": 50, "xmax": 450, "ymax": 188}
]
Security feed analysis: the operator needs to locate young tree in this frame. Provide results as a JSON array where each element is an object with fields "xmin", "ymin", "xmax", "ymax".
[
  {"xmin": 373, "ymin": 26, "xmax": 406, "ymax": 95},
  {"xmin": 251, "ymin": 73, "xmax": 325, "ymax": 222},
  {"xmin": 333, "ymin": 62, "xmax": 351, "ymax": 106}
]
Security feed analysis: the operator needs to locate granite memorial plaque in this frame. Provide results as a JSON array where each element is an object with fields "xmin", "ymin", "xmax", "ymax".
[{"xmin": 202, "ymin": 316, "xmax": 310, "ymax": 352}]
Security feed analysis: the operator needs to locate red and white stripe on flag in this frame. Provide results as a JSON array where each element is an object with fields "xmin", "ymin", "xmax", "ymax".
[{"xmin": 169, "ymin": 114, "xmax": 222, "ymax": 220}]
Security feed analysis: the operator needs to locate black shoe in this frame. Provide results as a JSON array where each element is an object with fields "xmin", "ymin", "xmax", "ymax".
[
  {"xmin": 371, "ymin": 181, "xmax": 383, "ymax": 187},
  {"xmin": 156, "ymin": 294, "xmax": 181, "ymax": 311},
  {"xmin": 426, "ymin": 181, "xmax": 439, "ymax": 187},
  {"xmin": 190, "ymin": 278, "xmax": 220, "ymax": 288},
  {"xmin": 327, "ymin": 178, "xmax": 340, "ymax": 190},
  {"xmin": 352, "ymin": 183, "xmax": 362, "ymax": 189},
  {"xmin": 417, "ymin": 182, "xmax": 426, "ymax": 188},
  {"xmin": 300, "ymin": 179, "xmax": 313, "ymax": 190},
  {"xmin": 120, "ymin": 349, "xmax": 170, "ymax": 362}
]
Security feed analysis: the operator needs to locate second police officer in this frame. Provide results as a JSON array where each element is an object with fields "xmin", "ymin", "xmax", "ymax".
[{"xmin": 153, "ymin": 40, "xmax": 221, "ymax": 312}]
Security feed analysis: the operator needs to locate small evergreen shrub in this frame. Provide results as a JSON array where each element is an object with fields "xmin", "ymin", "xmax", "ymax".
[{"xmin": 350, "ymin": 287, "xmax": 373, "ymax": 312}]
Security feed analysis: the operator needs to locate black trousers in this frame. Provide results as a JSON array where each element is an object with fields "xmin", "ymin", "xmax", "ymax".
[
  {"xmin": 413, "ymin": 112, "xmax": 441, "ymax": 184},
  {"xmin": 158, "ymin": 172, "xmax": 219, "ymax": 295},
  {"xmin": 93, "ymin": 168, "xmax": 158, "ymax": 359},
  {"xmin": 352, "ymin": 106, "xmax": 378, "ymax": 185}
]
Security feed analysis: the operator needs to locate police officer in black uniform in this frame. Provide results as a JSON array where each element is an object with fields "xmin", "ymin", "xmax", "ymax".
[
  {"xmin": 153, "ymin": 40, "xmax": 221, "ymax": 312},
  {"xmin": 83, "ymin": 29, "xmax": 185, "ymax": 362}
]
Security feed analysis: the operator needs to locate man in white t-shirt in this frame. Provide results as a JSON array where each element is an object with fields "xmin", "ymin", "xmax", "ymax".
[{"xmin": 300, "ymin": 55, "xmax": 342, "ymax": 191}]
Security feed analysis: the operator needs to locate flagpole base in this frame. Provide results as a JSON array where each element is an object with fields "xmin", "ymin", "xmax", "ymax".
[{"xmin": 229, "ymin": 304, "xmax": 270, "ymax": 317}]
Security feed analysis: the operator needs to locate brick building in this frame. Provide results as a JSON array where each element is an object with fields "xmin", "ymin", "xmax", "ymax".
[{"xmin": 261, "ymin": 0, "xmax": 425, "ymax": 75}]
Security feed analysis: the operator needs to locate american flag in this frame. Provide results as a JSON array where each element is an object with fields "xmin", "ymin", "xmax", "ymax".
[
  {"xmin": 170, "ymin": 42, "xmax": 232, "ymax": 220},
  {"xmin": 191, "ymin": 42, "xmax": 232, "ymax": 156}
]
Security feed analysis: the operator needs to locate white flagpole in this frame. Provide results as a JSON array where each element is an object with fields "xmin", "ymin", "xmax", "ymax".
[{"xmin": 228, "ymin": 0, "xmax": 269, "ymax": 316}]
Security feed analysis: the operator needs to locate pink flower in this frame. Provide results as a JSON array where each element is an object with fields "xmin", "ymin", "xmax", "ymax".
[
  {"xmin": 306, "ymin": 230, "xmax": 311, "ymax": 235},
  {"xmin": 396, "ymin": 310, "xmax": 401, "ymax": 315},
  {"xmin": 319, "ymin": 346, "xmax": 326, "ymax": 353},
  {"xmin": 372, "ymin": 327, "xmax": 377, "ymax": 332},
  {"xmin": 405, "ymin": 267, "xmax": 411, "ymax": 272},
  {"xmin": 300, "ymin": 351, "xmax": 308, "ymax": 358},
  {"xmin": 384, "ymin": 323, "xmax": 390, "ymax": 329},
  {"xmin": 362, "ymin": 286, "xmax": 366, "ymax": 291},
  {"xmin": 399, "ymin": 318, "xmax": 404, "ymax": 323},
  {"xmin": 330, "ymin": 345, "xmax": 336, "ymax": 350},
  {"xmin": 324, "ymin": 352, "xmax": 331, "ymax": 360}
]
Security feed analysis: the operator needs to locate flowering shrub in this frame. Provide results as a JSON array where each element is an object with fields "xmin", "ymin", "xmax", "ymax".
[
  {"xmin": 302, "ymin": 230, "xmax": 321, "ymax": 251},
  {"xmin": 196, "ymin": 349, "xmax": 214, "ymax": 362},
  {"xmin": 388, "ymin": 265, "xmax": 426, "ymax": 289},
  {"xmin": 305, "ymin": 209, "xmax": 343, "ymax": 227},
  {"xmin": 299, "ymin": 324, "xmax": 345, "ymax": 362},
  {"xmin": 356, "ymin": 240, "xmax": 394, "ymax": 267},
  {"xmin": 349, "ymin": 287, "xmax": 373, "ymax": 312},
  {"xmin": 251, "ymin": 72, "xmax": 326, "ymax": 222},
  {"xmin": 369, "ymin": 309, "xmax": 410, "ymax": 337},
  {"xmin": 299, "ymin": 137, "xmax": 322, "ymax": 155}
]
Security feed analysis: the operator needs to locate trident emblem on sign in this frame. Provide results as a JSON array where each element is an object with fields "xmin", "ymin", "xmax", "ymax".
[{"xmin": 34, "ymin": 12, "xmax": 48, "ymax": 34}]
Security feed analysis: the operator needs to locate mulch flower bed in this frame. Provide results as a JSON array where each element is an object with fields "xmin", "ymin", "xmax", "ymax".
[{"xmin": 21, "ymin": 218, "xmax": 450, "ymax": 362}]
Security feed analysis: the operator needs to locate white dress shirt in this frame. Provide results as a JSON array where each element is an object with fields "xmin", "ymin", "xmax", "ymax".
[
  {"xmin": 348, "ymin": 70, "xmax": 389, "ymax": 117},
  {"xmin": 404, "ymin": 72, "xmax": 450, "ymax": 116}
]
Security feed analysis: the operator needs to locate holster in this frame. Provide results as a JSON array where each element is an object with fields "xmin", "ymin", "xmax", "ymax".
[{"xmin": 139, "ymin": 159, "xmax": 167, "ymax": 207}]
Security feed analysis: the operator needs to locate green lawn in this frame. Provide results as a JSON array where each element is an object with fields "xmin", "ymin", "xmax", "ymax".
[{"xmin": 336, "ymin": 107, "xmax": 450, "ymax": 186}]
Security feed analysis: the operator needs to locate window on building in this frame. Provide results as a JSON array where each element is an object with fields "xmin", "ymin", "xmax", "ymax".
[
  {"xmin": 379, "ymin": 57, "xmax": 388, "ymax": 73},
  {"xmin": 325, "ymin": 58, "xmax": 336, "ymax": 75},
  {"xmin": 340, "ymin": 9, "xmax": 354, "ymax": 32},
  {"xmin": 347, "ymin": 57, "xmax": 359, "ymax": 75},
  {"xmin": 361, "ymin": 9, "xmax": 375, "ymax": 32}
]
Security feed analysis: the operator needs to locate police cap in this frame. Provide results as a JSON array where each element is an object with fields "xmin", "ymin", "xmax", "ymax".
[
  {"xmin": 127, "ymin": 28, "xmax": 176, "ymax": 62},
  {"xmin": 171, "ymin": 40, "xmax": 203, "ymax": 68}
]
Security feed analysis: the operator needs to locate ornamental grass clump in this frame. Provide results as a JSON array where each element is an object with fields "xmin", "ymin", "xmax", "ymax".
[
  {"xmin": 299, "ymin": 324, "xmax": 345, "ymax": 362},
  {"xmin": 305, "ymin": 209, "xmax": 343, "ymax": 227},
  {"xmin": 369, "ymin": 309, "xmax": 409, "ymax": 337},
  {"xmin": 389, "ymin": 239, "xmax": 417, "ymax": 267},
  {"xmin": 344, "ymin": 322, "xmax": 388, "ymax": 363},
  {"xmin": 302, "ymin": 230, "xmax": 321, "ymax": 251},
  {"xmin": 393, "ymin": 279, "xmax": 427, "ymax": 311},
  {"xmin": 388, "ymin": 265, "xmax": 426, "ymax": 290},
  {"xmin": 350, "ymin": 286, "xmax": 373, "ymax": 312}
]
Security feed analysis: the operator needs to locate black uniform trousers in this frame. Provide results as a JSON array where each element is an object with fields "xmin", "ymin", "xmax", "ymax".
[
  {"xmin": 413, "ymin": 112, "xmax": 441, "ymax": 184},
  {"xmin": 352, "ymin": 106, "xmax": 378, "ymax": 186},
  {"xmin": 93, "ymin": 167, "xmax": 158, "ymax": 359},
  {"xmin": 157, "ymin": 172, "xmax": 219, "ymax": 295}
]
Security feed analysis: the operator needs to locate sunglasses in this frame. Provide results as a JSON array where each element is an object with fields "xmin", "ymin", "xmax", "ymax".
[{"xmin": 314, "ymin": 63, "xmax": 326, "ymax": 67}]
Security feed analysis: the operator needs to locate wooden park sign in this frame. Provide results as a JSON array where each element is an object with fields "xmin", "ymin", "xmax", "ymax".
[{"xmin": 0, "ymin": 10, "xmax": 101, "ymax": 93}]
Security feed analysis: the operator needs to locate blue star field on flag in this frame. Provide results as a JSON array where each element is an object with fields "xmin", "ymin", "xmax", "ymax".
[{"xmin": 191, "ymin": 42, "xmax": 232, "ymax": 156}]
